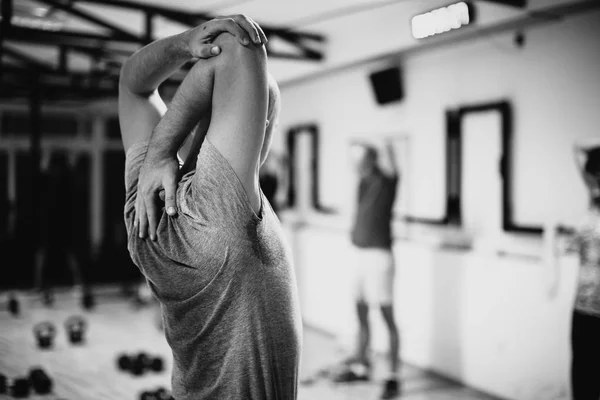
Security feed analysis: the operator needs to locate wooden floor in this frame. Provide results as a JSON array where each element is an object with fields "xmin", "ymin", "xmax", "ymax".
[{"xmin": 0, "ymin": 289, "xmax": 498, "ymax": 400}]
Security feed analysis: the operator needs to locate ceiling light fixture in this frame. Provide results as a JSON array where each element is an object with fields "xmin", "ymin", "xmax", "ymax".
[{"xmin": 411, "ymin": 2, "xmax": 476, "ymax": 39}]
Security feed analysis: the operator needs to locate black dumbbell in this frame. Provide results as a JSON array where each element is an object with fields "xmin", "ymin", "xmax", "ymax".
[
  {"xmin": 82, "ymin": 290, "xmax": 95, "ymax": 311},
  {"xmin": 33, "ymin": 321, "xmax": 56, "ymax": 350},
  {"xmin": 117, "ymin": 353, "xmax": 132, "ymax": 371},
  {"xmin": 140, "ymin": 390, "xmax": 158, "ymax": 400},
  {"xmin": 42, "ymin": 291, "xmax": 54, "ymax": 307},
  {"xmin": 8, "ymin": 295, "xmax": 19, "ymax": 316},
  {"xmin": 149, "ymin": 356, "xmax": 164, "ymax": 373},
  {"xmin": 154, "ymin": 387, "xmax": 172, "ymax": 400},
  {"xmin": 0, "ymin": 373, "xmax": 7, "ymax": 394},
  {"xmin": 29, "ymin": 367, "xmax": 53, "ymax": 395},
  {"xmin": 132, "ymin": 353, "xmax": 151, "ymax": 376},
  {"xmin": 65, "ymin": 315, "xmax": 87, "ymax": 345},
  {"xmin": 11, "ymin": 377, "xmax": 30, "ymax": 398}
]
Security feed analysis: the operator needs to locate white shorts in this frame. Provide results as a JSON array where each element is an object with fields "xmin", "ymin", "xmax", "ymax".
[{"xmin": 352, "ymin": 247, "xmax": 395, "ymax": 306}]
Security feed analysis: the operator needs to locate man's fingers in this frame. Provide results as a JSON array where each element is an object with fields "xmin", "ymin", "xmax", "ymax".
[
  {"xmin": 247, "ymin": 16, "xmax": 268, "ymax": 44},
  {"xmin": 209, "ymin": 18, "xmax": 250, "ymax": 45},
  {"xmin": 138, "ymin": 202, "xmax": 148, "ymax": 239},
  {"xmin": 196, "ymin": 44, "xmax": 221, "ymax": 58},
  {"xmin": 164, "ymin": 179, "xmax": 178, "ymax": 217},
  {"xmin": 232, "ymin": 14, "xmax": 261, "ymax": 44},
  {"xmin": 145, "ymin": 195, "xmax": 158, "ymax": 241},
  {"xmin": 134, "ymin": 196, "xmax": 143, "ymax": 236}
]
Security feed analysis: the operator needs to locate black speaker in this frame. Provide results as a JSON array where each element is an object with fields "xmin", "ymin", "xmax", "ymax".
[{"xmin": 369, "ymin": 67, "xmax": 403, "ymax": 105}]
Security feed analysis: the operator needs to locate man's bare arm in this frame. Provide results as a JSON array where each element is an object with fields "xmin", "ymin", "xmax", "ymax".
[
  {"xmin": 118, "ymin": 16, "xmax": 266, "ymax": 153},
  {"xmin": 121, "ymin": 16, "xmax": 268, "ymax": 240},
  {"xmin": 378, "ymin": 140, "xmax": 400, "ymax": 178},
  {"xmin": 134, "ymin": 58, "xmax": 217, "ymax": 239}
]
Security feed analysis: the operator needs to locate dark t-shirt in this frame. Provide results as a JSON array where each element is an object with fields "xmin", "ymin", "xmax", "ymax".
[
  {"xmin": 124, "ymin": 140, "xmax": 302, "ymax": 400},
  {"xmin": 351, "ymin": 169, "xmax": 398, "ymax": 249}
]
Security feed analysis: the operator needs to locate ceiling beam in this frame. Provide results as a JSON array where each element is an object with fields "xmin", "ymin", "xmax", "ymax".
[
  {"xmin": 5, "ymin": 25, "xmax": 140, "ymax": 47},
  {"xmin": 36, "ymin": 0, "xmax": 143, "ymax": 42},
  {"xmin": 479, "ymin": 0, "xmax": 527, "ymax": 8},
  {"xmin": 0, "ymin": 0, "xmax": 327, "ymax": 100},
  {"xmin": 69, "ymin": 0, "xmax": 326, "ymax": 58},
  {"xmin": 71, "ymin": 0, "xmax": 210, "ymax": 25},
  {"xmin": 2, "ymin": 45, "xmax": 56, "ymax": 73}
]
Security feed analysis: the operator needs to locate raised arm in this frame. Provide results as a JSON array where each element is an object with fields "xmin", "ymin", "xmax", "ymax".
[
  {"xmin": 121, "ymin": 16, "xmax": 268, "ymax": 240},
  {"xmin": 377, "ymin": 139, "xmax": 400, "ymax": 178},
  {"xmin": 119, "ymin": 15, "xmax": 267, "ymax": 152}
]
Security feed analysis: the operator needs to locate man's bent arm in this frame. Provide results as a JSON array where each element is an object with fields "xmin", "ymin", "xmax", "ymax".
[
  {"xmin": 119, "ymin": 17, "xmax": 264, "ymax": 152},
  {"xmin": 118, "ymin": 32, "xmax": 195, "ymax": 152},
  {"xmin": 146, "ymin": 59, "xmax": 216, "ymax": 161},
  {"xmin": 132, "ymin": 54, "xmax": 219, "ymax": 240},
  {"xmin": 120, "ymin": 33, "xmax": 194, "ymax": 97}
]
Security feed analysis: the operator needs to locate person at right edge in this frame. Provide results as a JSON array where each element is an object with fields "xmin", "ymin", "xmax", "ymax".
[
  {"xmin": 335, "ymin": 140, "xmax": 401, "ymax": 399},
  {"xmin": 547, "ymin": 140, "xmax": 600, "ymax": 400}
]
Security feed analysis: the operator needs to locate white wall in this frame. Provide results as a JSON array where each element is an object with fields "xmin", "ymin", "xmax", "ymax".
[{"xmin": 275, "ymin": 10, "xmax": 600, "ymax": 400}]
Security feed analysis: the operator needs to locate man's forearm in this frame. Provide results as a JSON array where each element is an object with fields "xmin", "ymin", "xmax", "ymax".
[
  {"xmin": 120, "ymin": 32, "xmax": 192, "ymax": 96},
  {"xmin": 146, "ymin": 58, "xmax": 215, "ymax": 159},
  {"xmin": 385, "ymin": 142, "xmax": 399, "ymax": 175}
]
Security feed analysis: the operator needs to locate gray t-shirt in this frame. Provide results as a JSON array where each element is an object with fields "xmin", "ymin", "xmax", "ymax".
[{"xmin": 124, "ymin": 139, "xmax": 302, "ymax": 400}]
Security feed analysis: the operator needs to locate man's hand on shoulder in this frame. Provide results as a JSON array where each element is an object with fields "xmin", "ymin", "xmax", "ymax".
[{"xmin": 183, "ymin": 15, "xmax": 268, "ymax": 59}]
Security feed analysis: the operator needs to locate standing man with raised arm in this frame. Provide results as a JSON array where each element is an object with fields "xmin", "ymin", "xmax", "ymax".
[
  {"xmin": 335, "ymin": 140, "xmax": 401, "ymax": 399},
  {"xmin": 547, "ymin": 140, "xmax": 600, "ymax": 400},
  {"xmin": 119, "ymin": 15, "xmax": 302, "ymax": 400}
]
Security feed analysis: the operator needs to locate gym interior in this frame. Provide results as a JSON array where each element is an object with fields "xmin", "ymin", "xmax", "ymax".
[{"xmin": 1, "ymin": 0, "xmax": 599, "ymax": 399}]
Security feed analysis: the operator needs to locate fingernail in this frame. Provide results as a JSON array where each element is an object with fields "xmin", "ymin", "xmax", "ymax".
[
  {"xmin": 211, "ymin": 46, "xmax": 220, "ymax": 55},
  {"xmin": 168, "ymin": 207, "xmax": 176, "ymax": 215}
]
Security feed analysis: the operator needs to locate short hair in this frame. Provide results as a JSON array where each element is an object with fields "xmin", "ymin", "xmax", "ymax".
[{"xmin": 585, "ymin": 147, "xmax": 600, "ymax": 175}]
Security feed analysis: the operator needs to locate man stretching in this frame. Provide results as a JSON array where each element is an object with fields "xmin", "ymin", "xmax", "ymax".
[
  {"xmin": 119, "ymin": 15, "xmax": 302, "ymax": 399},
  {"xmin": 336, "ymin": 142, "xmax": 401, "ymax": 399}
]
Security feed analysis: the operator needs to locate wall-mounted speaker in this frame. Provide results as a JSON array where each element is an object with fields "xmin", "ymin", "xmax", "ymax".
[{"xmin": 369, "ymin": 67, "xmax": 403, "ymax": 105}]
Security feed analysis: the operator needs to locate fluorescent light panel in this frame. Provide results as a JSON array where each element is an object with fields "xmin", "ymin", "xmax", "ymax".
[{"xmin": 411, "ymin": 2, "xmax": 475, "ymax": 39}]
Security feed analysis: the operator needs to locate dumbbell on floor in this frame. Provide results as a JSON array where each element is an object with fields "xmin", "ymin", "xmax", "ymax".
[
  {"xmin": 11, "ymin": 377, "xmax": 30, "ymax": 398},
  {"xmin": 140, "ymin": 387, "xmax": 173, "ymax": 400},
  {"xmin": 65, "ymin": 315, "xmax": 87, "ymax": 345},
  {"xmin": 29, "ymin": 367, "xmax": 53, "ymax": 395},
  {"xmin": 154, "ymin": 387, "xmax": 174, "ymax": 400},
  {"xmin": 8, "ymin": 294, "xmax": 19, "ymax": 316},
  {"xmin": 82, "ymin": 289, "xmax": 96, "ymax": 310},
  {"xmin": 117, "ymin": 352, "xmax": 165, "ymax": 376},
  {"xmin": 33, "ymin": 321, "xmax": 56, "ymax": 350},
  {"xmin": 0, "ymin": 373, "xmax": 7, "ymax": 394}
]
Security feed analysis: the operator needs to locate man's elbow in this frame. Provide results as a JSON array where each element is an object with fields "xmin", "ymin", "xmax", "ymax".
[
  {"xmin": 212, "ymin": 32, "xmax": 267, "ymax": 69},
  {"xmin": 119, "ymin": 65, "xmax": 153, "ymax": 99}
]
